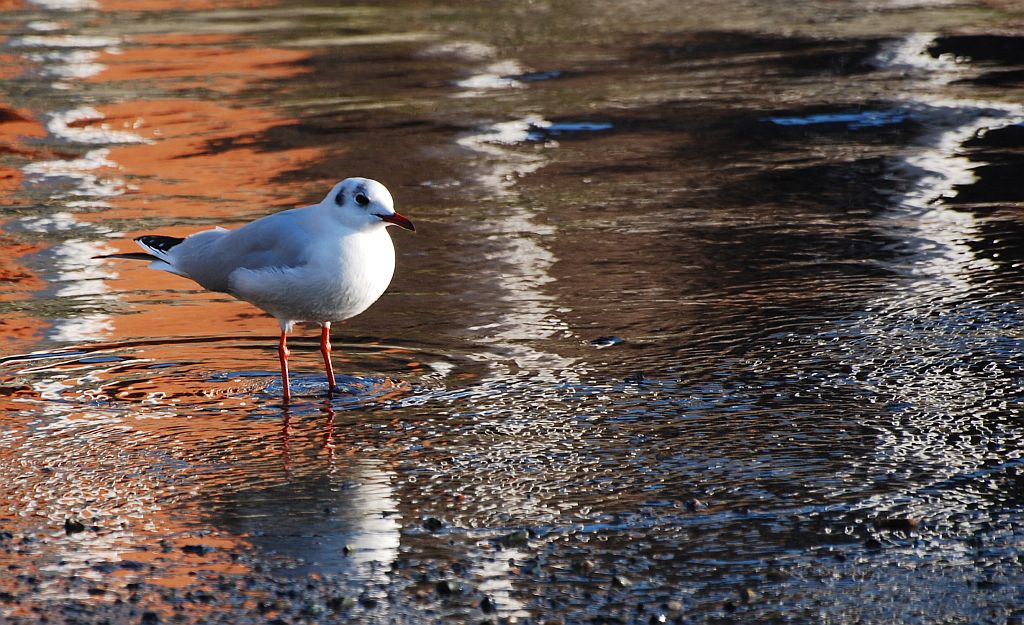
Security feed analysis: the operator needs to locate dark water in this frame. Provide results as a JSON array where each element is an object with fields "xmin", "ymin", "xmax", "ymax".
[{"xmin": 3, "ymin": 1, "xmax": 1024, "ymax": 623}]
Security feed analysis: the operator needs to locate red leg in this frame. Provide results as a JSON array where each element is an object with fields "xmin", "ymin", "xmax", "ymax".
[
  {"xmin": 320, "ymin": 322, "xmax": 337, "ymax": 392},
  {"xmin": 278, "ymin": 330, "xmax": 291, "ymax": 403}
]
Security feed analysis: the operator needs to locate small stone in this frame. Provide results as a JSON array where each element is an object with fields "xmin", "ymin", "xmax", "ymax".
[
  {"xmin": 611, "ymin": 574, "xmax": 632, "ymax": 589},
  {"xmin": 423, "ymin": 517, "xmax": 445, "ymax": 532},
  {"xmin": 480, "ymin": 595, "xmax": 496, "ymax": 613},
  {"xmin": 342, "ymin": 544, "xmax": 355, "ymax": 556},
  {"xmin": 64, "ymin": 519, "xmax": 86, "ymax": 535},
  {"xmin": 739, "ymin": 587, "xmax": 757, "ymax": 603},
  {"xmin": 665, "ymin": 600, "xmax": 683, "ymax": 612}
]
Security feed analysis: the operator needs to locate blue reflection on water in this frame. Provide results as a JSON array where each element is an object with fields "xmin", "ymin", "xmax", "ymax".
[
  {"xmin": 527, "ymin": 121, "xmax": 614, "ymax": 141},
  {"xmin": 767, "ymin": 109, "xmax": 910, "ymax": 129}
]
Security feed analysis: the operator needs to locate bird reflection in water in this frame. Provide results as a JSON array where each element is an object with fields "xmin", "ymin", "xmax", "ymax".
[{"xmin": 277, "ymin": 400, "xmax": 338, "ymax": 473}]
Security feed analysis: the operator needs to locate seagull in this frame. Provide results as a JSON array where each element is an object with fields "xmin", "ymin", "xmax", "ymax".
[{"xmin": 100, "ymin": 177, "xmax": 415, "ymax": 403}]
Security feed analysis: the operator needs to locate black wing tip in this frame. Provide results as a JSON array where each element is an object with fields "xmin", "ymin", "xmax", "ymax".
[{"xmin": 135, "ymin": 235, "xmax": 185, "ymax": 253}]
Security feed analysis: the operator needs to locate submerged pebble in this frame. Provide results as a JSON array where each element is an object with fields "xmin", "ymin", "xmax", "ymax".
[
  {"xmin": 590, "ymin": 336, "xmax": 624, "ymax": 348},
  {"xmin": 63, "ymin": 519, "xmax": 86, "ymax": 535}
]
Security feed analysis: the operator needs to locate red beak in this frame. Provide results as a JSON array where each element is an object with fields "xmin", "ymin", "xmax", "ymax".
[{"xmin": 377, "ymin": 211, "xmax": 415, "ymax": 231}]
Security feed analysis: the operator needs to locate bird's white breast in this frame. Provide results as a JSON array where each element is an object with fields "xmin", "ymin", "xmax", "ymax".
[
  {"xmin": 312, "ymin": 227, "xmax": 396, "ymax": 318},
  {"xmin": 228, "ymin": 226, "xmax": 396, "ymax": 325}
]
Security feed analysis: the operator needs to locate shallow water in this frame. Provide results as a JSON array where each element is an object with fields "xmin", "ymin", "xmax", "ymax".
[{"xmin": 3, "ymin": 1, "xmax": 1024, "ymax": 623}]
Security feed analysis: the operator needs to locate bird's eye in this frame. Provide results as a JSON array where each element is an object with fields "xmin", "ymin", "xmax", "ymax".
[{"xmin": 354, "ymin": 193, "xmax": 370, "ymax": 207}]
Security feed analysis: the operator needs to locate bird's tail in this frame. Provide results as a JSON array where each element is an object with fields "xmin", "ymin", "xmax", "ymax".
[
  {"xmin": 94, "ymin": 235, "xmax": 186, "ymax": 262},
  {"xmin": 93, "ymin": 251, "xmax": 159, "ymax": 261}
]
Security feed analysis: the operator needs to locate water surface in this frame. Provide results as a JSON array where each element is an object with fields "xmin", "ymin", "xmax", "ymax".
[{"xmin": 3, "ymin": 1, "xmax": 1024, "ymax": 623}]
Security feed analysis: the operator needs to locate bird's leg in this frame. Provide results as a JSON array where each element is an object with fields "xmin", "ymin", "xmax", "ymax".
[
  {"xmin": 278, "ymin": 330, "xmax": 291, "ymax": 403},
  {"xmin": 320, "ymin": 322, "xmax": 338, "ymax": 393}
]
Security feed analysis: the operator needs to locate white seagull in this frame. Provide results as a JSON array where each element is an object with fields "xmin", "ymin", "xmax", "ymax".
[{"xmin": 101, "ymin": 177, "xmax": 415, "ymax": 403}]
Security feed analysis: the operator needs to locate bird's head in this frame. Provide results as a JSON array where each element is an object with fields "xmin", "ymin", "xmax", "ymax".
[{"xmin": 325, "ymin": 178, "xmax": 415, "ymax": 232}]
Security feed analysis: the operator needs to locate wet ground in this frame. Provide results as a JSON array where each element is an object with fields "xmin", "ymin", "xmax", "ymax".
[{"xmin": 3, "ymin": 0, "xmax": 1024, "ymax": 623}]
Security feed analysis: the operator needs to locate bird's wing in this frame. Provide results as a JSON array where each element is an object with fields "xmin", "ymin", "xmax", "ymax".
[{"xmin": 168, "ymin": 209, "xmax": 317, "ymax": 293}]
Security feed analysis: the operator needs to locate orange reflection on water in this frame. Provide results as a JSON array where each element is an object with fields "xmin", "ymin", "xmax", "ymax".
[
  {"xmin": 102, "ymin": 97, "xmax": 323, "ymax": 220},
  {"xmin": 68, "ymin": 30, "xmax": 324, "ymax": 345},
  {"xmin": 0, "ymin": 106, "xmax": 49, "ymax": 347},
  {"xmin": 0, "ymin": 2, "xmax": 336, "ymax": 616},
  {"xmin": 0, "ymin": 405, "xmax": 287, "ymax": 621},
  {"xmin": 93, "ymin": 33, "xmax": 310, "ymax": 94},
  {"xmin": 0, "ymin": 107, "xmax": 48, "ymax": 159}
]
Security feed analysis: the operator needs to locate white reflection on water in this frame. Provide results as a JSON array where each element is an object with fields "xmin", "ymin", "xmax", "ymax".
[
  {"xmin": 26, "ymin": 0, "xmax": 100, "ymax": 10},
  {"xmin": 471, "ymin": 545, "xmax": 530, "ymax": 619},
  {"xmin": 11, "ymin": 19, "xmax": 141, "ymax": 345},
  {"xmin": 456, "ymin": 113, "xmax": 579, "ymax": 377},
  {"xmin": 28, "ymin": 49, "xmax": 105, "ymax": 79},
  {"xmin": 46, "ymin": 314, "xmax": 114, "ymax": 343},
  {"xmin": 20, "ymin": 143, "xmax": 123, "ymax": 342},
  {"xmin": 46, "ymin": 106, "xmax": 148, "ymax": 145},
  {"xmin": 22, "ymin": 147, "xmax": 124, "ymax": 199},
  {"xmin": 51, "ymin": 239, "xmax": 113, "ymax": 297},
  {"xmin": 337, "ymin": 466, "xmax": 402, "ymax": 575},
  {"xmin": 874, "ymin": 32, "xmax": 965, "ymax": 86},
  {"xmin": 836, "ymin": 34, "xmax": 1024, "ymax": 521},
  {"xmin": 219, "ymin": 457, "xmax": 401, "ymax": 581},
  {"xmin": 877, "ymin": 35, "xmax": 1024, "ymax": 297},
  {"xmin": 884, "ymin": 100, "xmax": 1021, "ymax": 295},
  {"xmin": 455, "ymin": 60, "xmax": 527, "ymax": 95},
  {"xmin": 7, "ymin": 34, "xmax": 118, "ymax": 49}
]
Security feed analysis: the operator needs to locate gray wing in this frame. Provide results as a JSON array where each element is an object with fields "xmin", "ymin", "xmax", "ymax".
[{"xmin": 168, "ymin": 209, "xmax": 314, "ymax": 293}]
